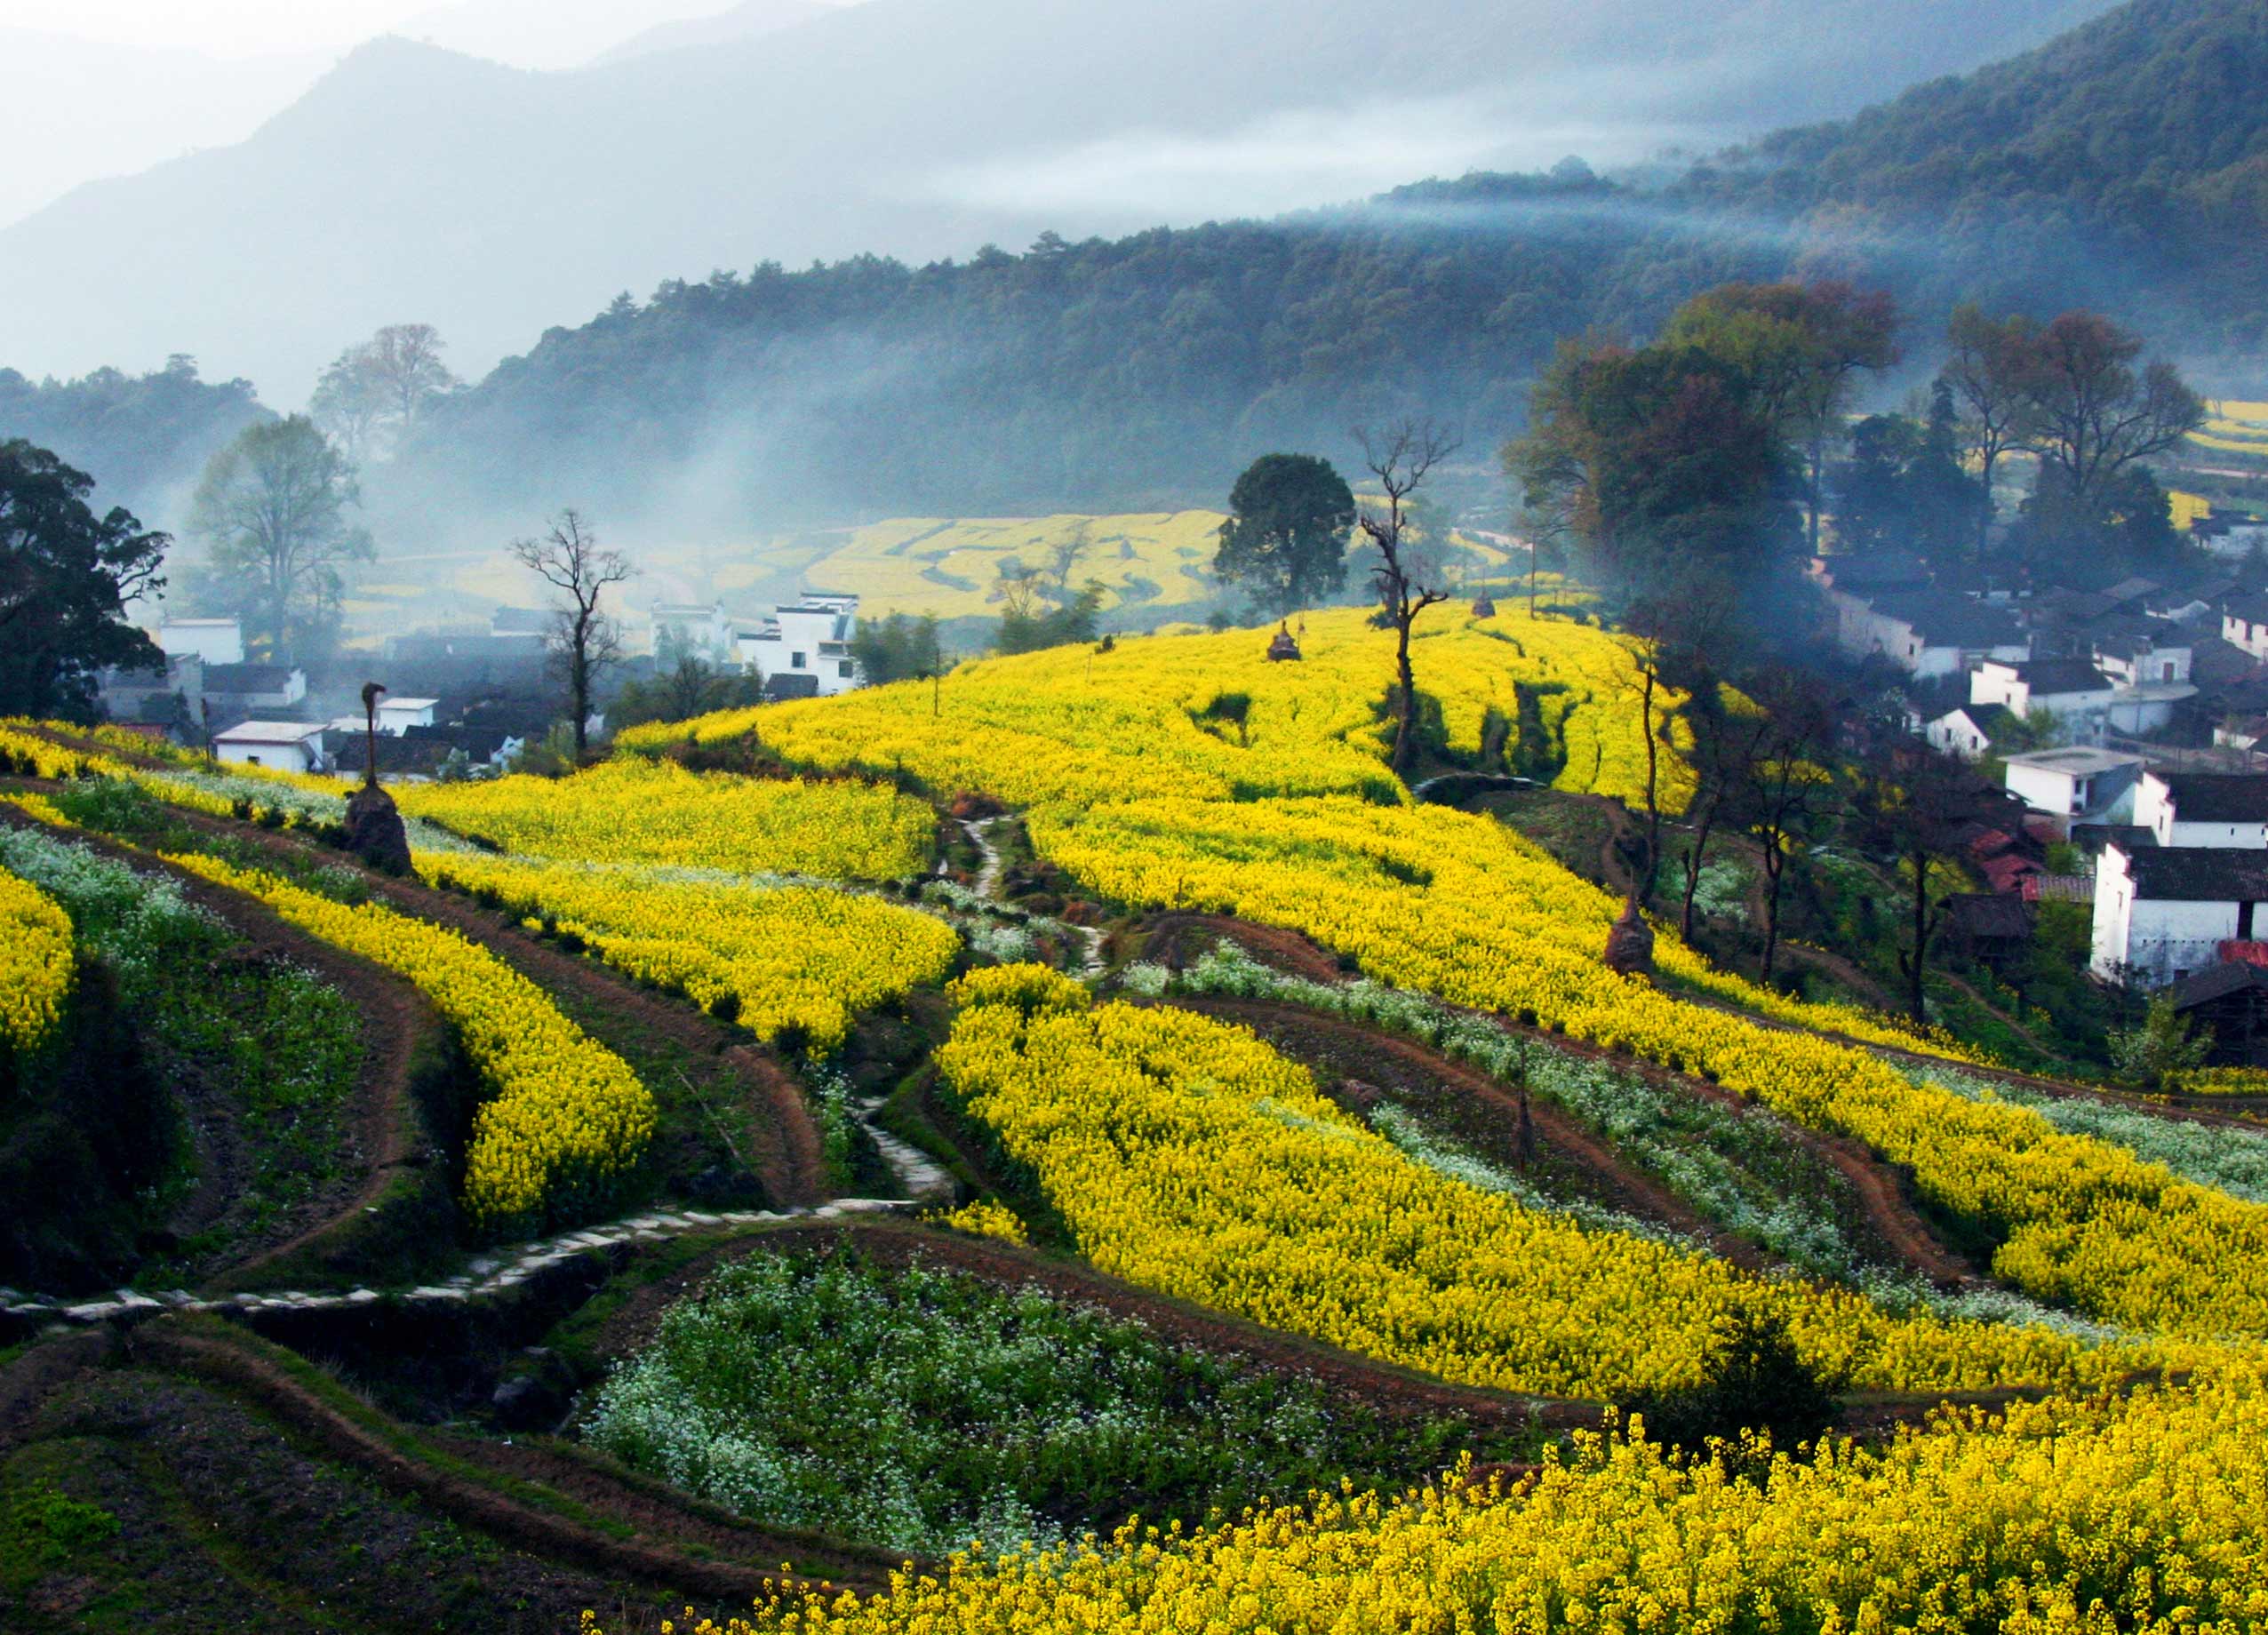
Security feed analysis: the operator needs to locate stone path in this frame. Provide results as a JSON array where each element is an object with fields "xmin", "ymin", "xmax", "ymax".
[
  {"xmin": 959, "ymin": 815, "xmax": 1106, "ymax": 978},
  {"xmin": 0, "ymin": 1196, "xmax": 914, "ymax": 1330},
  {"xmin": 852, "ymin": 1097, "xmax": 954, "ymax": 1203}
]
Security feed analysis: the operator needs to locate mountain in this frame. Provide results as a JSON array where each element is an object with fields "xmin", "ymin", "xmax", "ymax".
[
  {"xmin": 591, "ymin": 0, "xmax": 842, "ymax": 67},
  {"xmin": 0, "ymin": 0, "xmax": 2121, "ymax": 400},
  {"xmin": 394, "ymin": 0, "xmax": 785, "ymax": 71},
  {"xmin": 388, "ymin": 0, "xmax": 2268, "ymax": 536},
  {"xmin": 0, "ymin": 29, "xmax": 324, "ymax": 229}
]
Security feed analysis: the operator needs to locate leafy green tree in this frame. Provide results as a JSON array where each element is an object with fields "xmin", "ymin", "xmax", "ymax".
[
  {"xmin": 1626, "ymin": 1306, "xmax": 1843, "ymax": 1472},
  {"xmin": 850, "ymin": 612, "xmax": 945, "ymax": 684},
  {"xmin": 1506, "ymin": 336, "xmax": 1797, "ymax": 599},
  {"xmin": 1830, "ymin": 386, "xmax": 1981, "ymax": 555},
  {"xmin": 608, "ymin": 652, "xmax": 762, "ymax": 730},
  {"xmin": 1661, "ymin": 281, "xmax": 1901, "ymax": 557},
  {"xmin": 999, "ymin": 581, "xmax": 1105, "ymax": 655},
  {"xmin": 311, "ymin": 323, "xmax": 458, "ymax": 461},
  {"xmin": 188, "ymin": 415, "xmax": 372, "ymax": 663},
  {"xmin": 2108, "ymin": 995, "xmax": 2213, "ymax": 1091},
  {"xmin": 0, "ymin": 439, "xmax": 169, "ymax": 721},
  {"xmin": 1213, "ymin": 453, "xmax": 1357, "ymax": 616}
]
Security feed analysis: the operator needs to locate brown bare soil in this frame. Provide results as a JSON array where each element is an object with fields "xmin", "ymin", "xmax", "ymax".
[
  {"xmin": 125, "ymin": 1320, "xmax": 895, "ymax": 1596},
  {"xmin": 0, "ymin": 807, "xmax": 443, "ymax": 1289},
  {"xmin": 1164, "ymin": 993, "xmax": 1773, "ymax": 1272},
  {"xmin": 136, "ymin": 803, "xmax": 834, "ymax": 1211},
  {"xmin": 1140, "ymin": 913, "xmax": 1349, "ymax": 984}
]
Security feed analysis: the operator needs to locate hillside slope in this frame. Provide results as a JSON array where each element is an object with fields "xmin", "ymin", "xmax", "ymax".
[
  {"xmin": 0, "ymin": 0, "xmax": 2118, "ymax": 396},
  {"xmin": 386, "ymin": 0, "xmax": 2268, "ymax": 530}
]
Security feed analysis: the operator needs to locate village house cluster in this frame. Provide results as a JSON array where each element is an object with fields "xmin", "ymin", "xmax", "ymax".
[
  {"xmin": 1819, "ymin": 549, "xmax": 2268, "ymax": 1063},
  {"xmin": 94, "ymin": 590, "xmax": 869, "ymax": 778}
]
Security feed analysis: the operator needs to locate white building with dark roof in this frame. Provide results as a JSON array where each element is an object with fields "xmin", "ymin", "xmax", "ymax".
[
  {"xmin": 2136, "ymin": 772, "xmax": 2268, "ymax": 850},
  {"xmin": 736, "ymin": 593, "xmax": 864, "ymax": 696},
  {"xmin": 2093, "ymin": 842, "xmax": 2268, "ymax": 986}
]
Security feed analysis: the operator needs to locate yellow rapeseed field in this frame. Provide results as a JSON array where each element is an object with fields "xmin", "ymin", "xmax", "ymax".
[
  {"xmin": 164, "ymin": 852, "xmax": 655, "ymax": 1230},
  {"xmin": 587, "ymin": 1364, "xmax": 2268, "ymax": 1634},
  {"xmin": 417, "ymin": 850, "xmax": 960, "ymax": 1052},
  {"xmin": 0, "ymin": 865, "xmax": 73, "ymax": 1054}
]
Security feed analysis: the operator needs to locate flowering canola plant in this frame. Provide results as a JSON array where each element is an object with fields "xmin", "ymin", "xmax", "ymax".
[
  {"xmin": 164, "ymin": 851, "xmax": 654, "ymax": 1230},
  {"xmin": 621, "ymin": 606, "xmax": 1689, "ymax": 812},
  {"xmin": 0, "ymin": 865, "xmax": 74, "ymax": 1053},
  {"xmin": 938, "ymin": 968, "xmax": 2158, "ymax": 1398},
  {"xmin": 394, "ymin": 758, "xmax": 934, "ymax": 880},
  {"xmin": 417, "ymin": 850, "xmax": 960, "ymax": 1052},
  {"xmin": 1033, "ymin": 798, "xmax": 2268, "ymax": 1340},
  {"xmin": 589, "ymin": 1364, "xmax": 2268, "ymax": 1635}
]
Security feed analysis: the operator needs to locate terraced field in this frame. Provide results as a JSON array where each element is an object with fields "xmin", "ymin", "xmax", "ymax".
[{"xmin": 5, "ymin": 605, "xmax": 2268, "ymax": 1633}]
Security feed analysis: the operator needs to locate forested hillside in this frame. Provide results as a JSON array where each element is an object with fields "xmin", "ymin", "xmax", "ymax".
[
  {"xmin": 0, "ymin": 358, "xmax": 269, "ymax": 525},
  {"xmin": 403, "ymin": 0, "xmax": 2268, "ymax": 526}
]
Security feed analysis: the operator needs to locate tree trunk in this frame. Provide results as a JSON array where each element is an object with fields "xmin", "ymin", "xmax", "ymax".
[
  {"xmin": 1761, "ymin": 846, "xmax": 1785, "ymax": 981},
  {"xmin": 569, "ymin": 613, "xmax": 592, "ymax": 763},
  {"xmin": 1807, "ymin": 430, "xmax": 1826, "ymax": 558},
  {"xmin": 1639, "ymin": 668, "xmax": 1661, "ymax": 905},
  {"xmin": 1977, "ymin": 451, "xmax": 1998, "ymax": 560},
  {"xmin": 1908, "ymin": 854, "xmax": 1931, "ymax": 1024},
  {"xmin": 1392, "ymin": 614, "xmax": 1418, "ymax": 777},
  {"xmin": 1678, "ymin": 802, "xmax": 1717, "ymax": 943}
]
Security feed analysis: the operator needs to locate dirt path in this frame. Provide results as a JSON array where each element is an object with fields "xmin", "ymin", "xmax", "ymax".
[
  {"xmin": 0, "ymin": 806, "xmax": 442, "ymax": 1291},
  {"xmin": 147, "ymin": 804, "xmax": 835, "ymax": 1211},
  {"xmin": 126, "ymin": 1320, "xmax": 896, "ymax": 1596},
  {"xmin": 1136, "ymin": 913, "xmax": 1975, "ymax": 1286},
  {"xmin": 1168, "ymin": 994, "xmax": 1776, "ymax": 1273}
]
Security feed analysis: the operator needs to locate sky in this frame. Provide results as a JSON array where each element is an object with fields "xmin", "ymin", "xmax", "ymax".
[{"xmin": 0, "ymin": 1, "xmax": 427, "ymax": 56}]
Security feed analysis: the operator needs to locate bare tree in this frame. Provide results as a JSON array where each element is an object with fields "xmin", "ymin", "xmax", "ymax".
[
  {"xmin": 1731, "ymin": 668, "xmax": 1834, "ymax": 983},
  {"xmin": 1855, "ymin": 738, "xmax": 1996, "ymax": 1024},
  {"xmin": 1939, "ymin": 305, "xmax": 2039, "ymax": 558},
  {"xmin": 2016, "ymin": 311, "xmax": 2203, "ymax": 513},
  {"xmin": 1617, "ymin": 590, "xmax": 1733, "ymax": 908},
  {"xmin": 1357, "ymin": 420, "xmax": 1461, "ymax": 779},
  {"xmin": 511, "ymin": 508, "xmax": 633, "ymax": 764},
  {"xmin": 310, "ymin": 323, "xmax": 458, "ymax": 460}
]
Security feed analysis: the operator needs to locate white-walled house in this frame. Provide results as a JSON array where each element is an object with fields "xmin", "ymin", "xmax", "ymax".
[
  {"xmin": 1972, "ymin": 658, "xmax": 2119, "ymax": 720},
  {"xmin": 736, "ymin": 593, "xmax": 865, "ymax": 695},
  {"xmin": 1842, "ymin": 592, "xmax": 2029, "ymax": 678},
  {"xmin": 2003, "ymin": 746, "xmax": 2146, "ymax": 824},
  {"xmin": 158, "ymin": 617, "xmax": 244, "ymax": 666},
  {"xmin": 2134, "ymin": 772, "xmax": 2268, "ymax": 849},
  {"xmin": 2224, "ymin": 595, "xmax": 2268, "ymax": 661},
  {"xmin": 2093, "ymin": 842, "xmax": 2268, "ymax": 985},
  {"xmin": 327, "ymin": 697, "xmax": 440, "ymax": 738},
  {"xmin": 1926, "ymin": 707, "xmax": 2000, "ymax": 761},
  {"xmin": 1969, "ymin": 658, "xmax": 2194, "ymax": 735},
  {"xmin": 212, "ymin": 721, "xmax": 328, "ymax": 775},
  {"xmin": 651, "ymin": 602, "xmax": 737, "ymax": 661},
  {"xmin": 2093, "ymin": 629, "xmax": 2192, "ymax": 688}
]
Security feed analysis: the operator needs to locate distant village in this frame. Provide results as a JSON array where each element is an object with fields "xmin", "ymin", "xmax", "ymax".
[
  {"xmin": 1817, "ymin": 510, "xmax": 2268, "ymax": 1062},
  {"xmin": 95, "ymin": 590, "xmax": 868, "ymax": 780}
]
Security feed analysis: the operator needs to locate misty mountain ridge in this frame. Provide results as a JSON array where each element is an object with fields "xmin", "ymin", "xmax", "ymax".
[
  {"xmin": 0, "ymin": 0, "xmax": 2124, "ymax": 399},
  {"xmin": 371, "ymin": 0, "xmax": 2268, "ymax": 545}
]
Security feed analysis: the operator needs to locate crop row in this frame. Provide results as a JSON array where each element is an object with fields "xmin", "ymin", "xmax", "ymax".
[
  {"xmin": 392, "ymin": 758, "xmax": 935, "ymax": 879},
  {"xmin": 938, "ymin": 966, "xmax": 2160, "ymax": 1399},
  {"xmin": 0, "ymin": 864, "xmax": 73, "ymax": 1054},
  {"xmin": 588, "ymin": 1362, "xmax": 2268, "ymax": 1635},
  {"xmin": 417, "ymin": 850, "xmax": 961, "ymax": 1053},
  {"xmin": 1034, "ymin": 795, "xmax": 2268, "ymax": 1340},
  {"xmin": 163, "ymin": 851, "xmax": 654, "ymax": 1231}
]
